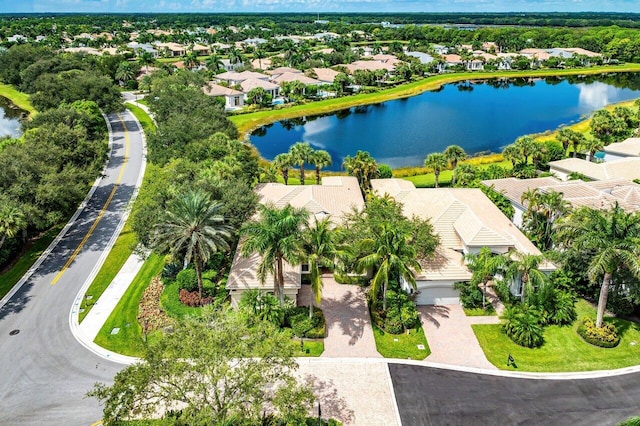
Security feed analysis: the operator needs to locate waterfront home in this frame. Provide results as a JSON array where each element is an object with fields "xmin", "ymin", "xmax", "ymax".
[
  {"xmin": 227, "ymin": 177, "xmax": 365, "ymax": 307},
  {"xmin": 482, "ymin": 177, "xmax": 640, "ymax": 227},
  {"xmin": 216, "ymin": 70, "xmax": 269, "ymax": 85},
  {"xmin": 240, "ymin": 78, "xmax": 281, "ymax": 99},
  {"xmin": 406, "ymin": 51, "xmax": 436, "ymax": 65},
  {"xmin": 602, "ymin": 138, "xmax": 640, "ymax": 162},
  {"xmin": 548, "ymin": 157, "xmax": 640, "ymax": 181},
  {"xmin": 310, "ymin": 67, "xmax": 340, "ymax": 84},
  {"xmin": 371, "ymin": 179, "xmax": 554, "ymax": 303},
  {"xmin": 271, "ymin": 72, "xmax": 322, "ymax": 86},
  {"xmin": 202, "ymin": 82, "xmax": 245, "ymax": 109}
]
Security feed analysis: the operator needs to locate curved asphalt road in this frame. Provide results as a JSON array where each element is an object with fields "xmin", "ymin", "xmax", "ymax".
[{"xmin": 0, "ymin": 110, "xmax": 144, "ymax": 425}]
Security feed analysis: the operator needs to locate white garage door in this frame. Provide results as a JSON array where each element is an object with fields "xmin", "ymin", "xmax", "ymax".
[{"xmin": 415, "ymin": 287, "xmax": 460, "ymax": 305}]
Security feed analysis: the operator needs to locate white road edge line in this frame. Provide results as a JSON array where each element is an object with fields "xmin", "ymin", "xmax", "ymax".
[{"xmin": 68, "ymin": 108, "xmax": 147, "ymax": 365}]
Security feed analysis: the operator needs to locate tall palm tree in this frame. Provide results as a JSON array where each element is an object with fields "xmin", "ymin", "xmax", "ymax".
[
  {"xmin": 424, "ymin": 152, "xmax": 448, "ymax": 188},
  {"xmin": 583, "ymin": 137, "xmax": 604, "ymax": 162},
  {"xmin": 556, "ymin": 203, "xmax": 640, "ymax": 328},
  {"xmin": 309, "ymin": 150, "xmax": 332, "ymax": 185},
  {"xmin": 356, "ymin": 223, "xmax": 421, "ymax": 310},
  {"xmin": 183, "ymin": 51, "xmax": 201, "ymax": 70},
  {"xmin": 557, "ymin": 128, "xmax": 585, "ymax": 158},
  {"xmin": 288, "ymin": 142, "xmax": 314, "ymax": 185},
  {"xmin": 0, "ymin": 203, "xmax": 26, "ymax": 251},
  {"xmin": 240, "ymin": 204, "xmax": 309, "ymax": 305},
  {"xmin": 504, "ymin": 252, "xmax": 548, "ymax": 303},
  {"xmin": 273, "ymin": 153, "xmax": 293, "ymax": 185},
  {"xmin": 115, "ymin": 61, "xmax": 136, "ymax": 86},
  {"xmin": 228, "ymin": 47, "xmax": 244, "ymax": 66},
  {"xmin": 205, "ymin": 53, "xmax": 224, "ymax": 72},
  {"xmin": 153, "ymin": 190, "xmax": 234, "ymax": 299},
  {"xmin": 521, "ymin": 189, "xmax": 570, "ymax": 251},
  {"xmin": 514, "ymin": 136, "xmax": 538, "ymax": 165},
  {"xmin": 444, "ymin": 145, "xmax": 467, "ymax": 185},
  {"xmin": 137, "ymin": 50, "xmax": 155, "ymax": 72},
  {"xmin": 304, "ymin": 216, "xmax": 336, "ymax": 318},
  {"xmin": 342, "ymin": 150, "xmax": 379, "ymax": 192},
  {"xmin": 502, "ymin": 144, "xmax": 520, "ymax": 168},
  {"xmin": 464, "ymin": 247, "xmax": 507, "ymax": 308}
]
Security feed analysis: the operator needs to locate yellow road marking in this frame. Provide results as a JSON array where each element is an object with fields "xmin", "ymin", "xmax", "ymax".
[{"xmin": 51, "ymin": 114, "xmax": 130, "ymax": 285}]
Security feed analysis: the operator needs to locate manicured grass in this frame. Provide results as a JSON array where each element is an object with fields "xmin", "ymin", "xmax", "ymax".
[
  {"xmin": 94, "ymin": 253, "xmax": 164, "ymax": 357},
  {"xmin": 293, "ymin": 339, "xmax": 325, "ymax": 357},
  {"xmin": 403, "ymin": 160, "xmax": 514, "ymax": 188},
  {"xmin": 0, "ymin": 83, "xmax": 35, "ymax": 115},
  {"xmin": 372, "ymin": 324, "xmax": 430, "ymax": 360},
  {"xmin": 160, "ymin": 280, "xmax": 209, "ymax": 320},
  {"xmin": 0, "ymin": 223, "xmax": 65, "ymax": 299},
  {"xmin": 135, "ymin": 97, "xmax": 149, "ymax": 106},
  {"xmin": 473, "ymin": 299, "xmax": 640, "ymax": 372},
  {"xmin": 79, "ymin": 224, "xmax": 137, "ymax": 322},
  {"xmin": 230, "ymin": 64, "xmax": 640, "ymax": 137},
  {"xmin": 125, "ymin": 103, "xmax": 155, "ymax": 133},
  {"xmin": 464, "ymin": 306, "xmax": 496, "ymax": 316}
]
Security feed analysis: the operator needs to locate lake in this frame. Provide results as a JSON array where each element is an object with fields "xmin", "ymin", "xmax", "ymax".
[
  {"xmin": 0, "ymin": 96, "xmax": 25, "ymax": 138},
  {"xmin": 250, "ymin": 73, "xmax": 640, "ymax": 170}
]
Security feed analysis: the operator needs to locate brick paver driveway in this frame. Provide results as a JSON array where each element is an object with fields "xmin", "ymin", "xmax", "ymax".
[{"xmin": 419, "ymin": 304, "xmax": 499, "ymax": 369}]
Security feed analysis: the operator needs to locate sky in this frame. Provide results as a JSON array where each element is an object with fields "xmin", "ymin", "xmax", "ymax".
[{"xmin": 0, "ymin": 0, "xmax": 637, "ymax": 14}]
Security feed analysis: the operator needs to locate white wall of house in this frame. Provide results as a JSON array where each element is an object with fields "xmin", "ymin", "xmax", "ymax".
[
  {"xmin": 225, "ymin": 94, "xmax": 244, "ymax": 109},
  {"xmin": 511, "ymin": 205, "xmax": 525, "ymax": 228}
]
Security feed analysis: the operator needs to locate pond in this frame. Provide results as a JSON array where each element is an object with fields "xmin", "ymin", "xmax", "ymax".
[
  {"xmin": 250, "ymin": 73, "xmax": 640, "ymax": 170},
  {"xmin": 0, "ymin": 96, "xmax": 25, "ymax": 138}
]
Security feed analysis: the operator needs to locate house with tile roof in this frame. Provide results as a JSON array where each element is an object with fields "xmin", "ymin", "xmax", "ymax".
[
  {"xmin": 548, "ymin": 157, "xmax": 640, "ymax": 181},
  {"xmin": 370, "ymin": 179, "xmax": 554, "ymax": 304},
  {"xmin": 603, "ymin": 138, "xmax": 640, "ymax": 162},
  {"xmin": 227, "ymin": 177, "xmax": 364, "ymax": 307},
  {"xmin": 202, "ymin": 82, "xmax": 245, "ymax": 109}
]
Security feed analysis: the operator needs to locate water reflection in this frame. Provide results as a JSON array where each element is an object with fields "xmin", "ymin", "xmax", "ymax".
[
  {"xmin": 577, "ymin": 82, "xmax": 619, "ymax": 110},
  {"xmin": 0, "ymin": 96, "xmax": 25, "ymax": 138}
]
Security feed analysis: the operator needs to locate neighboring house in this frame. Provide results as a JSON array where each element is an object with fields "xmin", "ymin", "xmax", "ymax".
[
  {"xmin": 127, "ymin": 42, "xmax": 159, "ymax": 57},
  {"xmin": 266, "ymin": 67, "xmax": 302, "ymax": 77},
  {"xmin": 345, "ymin": 60, "xmax": 395, "ymax": 74},
  {"xmin": 548, "ymin": 157, "xmax": 640, "ymax": 181},
  {"xmin": 191, "ymin": 43, "xmax": 211, "ymax": 56},
  {"xmin": 271, "ymin": 72, "xmax": 321, "ymax": 86},
  {"xmin": 405, "ymin": 51, "xmax": 435, "ymax": 65},
  {"xmin": 63, "ymin": 46, "xmax": 102, "ymax": 55},
  {"xmin": 310, "ymin": 67, "xmax": 340, "ymax": 84},
  {"xmin": 432, "ymin": 44, "xmax": 449, "ymax": 55},
  {"xmin": 227, "ymin": 176, "xmax": 365, "ymax": 307},
  {"xmin": 242, "ymin": 38, "xmax": 268, "ymax": 47},
  {"xmin": 442, "ymin": 54, "xmax": 463, "ymax": 69},
  {"xmin": 371, "ymin": 179, "xmax": 554, "ymax": 303},
  {"xmin": 216, "ymin": 70, "xmax": 269, "ymax": 85},
  {"xmin": 202, "ymin": 82, "xmax": 245, "ymax": 109},
  {"xmin": 603, "ymin": 137, "xmax": 640, "ymax": 162},
  {"xmin": 482, "ymin": 177, "xmax": 640, "ymax": 227},
  {"xmin": 155, "ymin": 42, "xmax": 186, "ymax": 57},
  {"xmin": 240, "ymin": 78, "xmax": 281, "ymax": 99},
  {"xmin": 7, "ymin": 34, "xmax": 27, "ymax": 43},
  {"xmin": 221, "ymin": 58, "xmax": 244, "ymax": 72}
]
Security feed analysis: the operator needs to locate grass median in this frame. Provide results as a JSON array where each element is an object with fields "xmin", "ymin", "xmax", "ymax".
[
  {"xmin": 473, "ymin": 299, "xmax": 640, "ymax": 372},
  {"xmin": 373, "ymin": 324, "xmax": 430, "ymax": 360}
]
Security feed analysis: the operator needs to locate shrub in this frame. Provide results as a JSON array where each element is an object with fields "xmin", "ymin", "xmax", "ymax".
[
  {"xmin": 378, "ymin": 163, "xmax": 393, "ymax": 178},
  {"xmin": 607, "ymin": 290, "xmax": 635, "ymax": 317},
  {"xmin": 494, "ymin": 280, "xmax": 518, "ymax": 307},
  {"xmin": 549, "ymin": 290, "xmax": 577, "ymax": 326},
  {"xmin": 292, "ymin": 317, "xmax": 314, "ymax": 338},
  {"xmin": 333, "ymin": 272, "xmax": 368, "ymax": 285},
  {"xmin": 239, "ymin": 290, "xmax": 284, "ymax": 326},
  {"xmin": 455, "ymin": 281, "xmax": 484, "ymax": 309},
  {"xmin": 372, "ymin": 290, "xmax": 420, "ymax": 334},
  {"xmin": 175, "ymin": 268, "xmax": 198, "ymax": 292},
  {"xmin": 502, "ymin": 305, "xmax": 545, "ymax": 348},
  {"xmin": 384, "ymin": 318, "xmax": 404, "ymax": 334},
  {"xmin": 178, "ymin": 289, "xmax": 213, "ymax": 307},
  {"xmin": 577, "ymin": 318, "xmax": 620, "ymax": 348},
  {"xmin": 285, "ymin": 306, "xmax": 326, "ymax": 338},
  {"xmin": 161, "ymin": 261, "xmax": 182, "ymax": 280}
]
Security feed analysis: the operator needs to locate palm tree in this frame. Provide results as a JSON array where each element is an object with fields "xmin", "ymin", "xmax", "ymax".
[
  {"xmin": 309, "ymin": 150, "xmax": 332, "ymax": 185},
  {"xmin": 514, "ymin": 136, "xmax": 538, "ymax": 165},
  {"xmin": 183, "ymin": 51, "xmax": 201, "ymax": 70},
  {"xmin": 557, "ymin": 128, "xmax": 585, "ymax": 158},
  {"xmin": 424, "ymin": 152, "xmax": 448, "ymax": 188},
  {"xmin": 288, "ymin": 142, "xmax": 314, "ymax": 185},
  {"xmin": 464, "ymin": 247, "xmax": 507, "ymax": 308},
  {"xmin": 342, "ymin": 150, "xmax": 379, "ymax": 192},
  {"xmin": 444, "ymin": 145, "xmax": 467, "ymax": 185},
  {"xmin": 273, "ymin": 153, "xmax": 293, "ymax": 185},
  {"xmin": 356, "ymin": 223, "xmax": 421, "ymax": 310},
  {"xmin": 137, "ymin": 50, "xmax": 155, "ymax": 72},
  {"xmin": 205, "ymin": 53, "xmax": 224, "ymax": 72},
  {"xmin": 583, "ymin": 137, "xmax": 604, "ymax": 162},
  {"xmin": 504, "ymin": 252, "xmax": 548, "ymax": 303},
  {"xmin": 228, "ymin": 47, "xmax": 244, "ymax": 66},
  {"xmin": 153, "ymin": 190, "xmax": 234, "ymax": 299},
  {"xmin": 240, "ymin": 204, "xmax": 309, "ymax": 305},
  {"xmin": 453, "ymin": 163, "xmax": 477, "ymax": 188},
  {"xmin": 253, "ymin": 47, "xmax": 266, "ymax": 69},
  {"xmin": 115, "ymin": 61, "xmax": 136, "ymax": 86},
  {"xmin": 521, "ymin": 189, "xmax": 570, "ymax": 251},
  {"xmin": 502, "ymin": 144, "xmax": 520, "ymax": 168},
  {"xmin": 0, "ymin": 203, "xmax": 26, "ymax": 251},
  {"xmin": 304, "ymin": 217, "xmax": 336, "ymax": 318},
  {"xmin": 556, "ymin": 204, "xmax": 640, "ymax": 328}
]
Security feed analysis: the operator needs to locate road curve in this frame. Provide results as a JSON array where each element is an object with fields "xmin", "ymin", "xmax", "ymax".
[{"xmin": 0, "ymin": 110, "xmax": 145, "ymax": 425}]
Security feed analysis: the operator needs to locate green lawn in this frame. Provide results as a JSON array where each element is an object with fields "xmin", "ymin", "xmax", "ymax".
[
  {"xmin": 94, "ymin": 253, "xmax": 164, "ymax": 357},
  {"xmin": 372, "ymin": 324, "xmax": 430, "ymax": 360},
  {"xmin": 293, "ymin": 339, "xmax": 325, "ymax": 357},
  {"xmin": 126, "ymin": 103, "xmax": 155, "ymax": 133},
  {"xmin": 160, "ymin": 280, "xmax": 209, "ymax": 320},
  {"xmin": 0, "ymin": 83, "xmax": 35, "ymax": 115},
  {"xmin": 464, "ymin": 306, "xmax": 496, "ymax": 316},
  {"xmin": 230, "ymin": 64, "xmax": 640, "ymax": 136},
  {"xmin": 79, "ymin": 224, "xmax": 137, "ymax": 322},
  {"xmin": 0, "ymin": 223, "xmax": 65, "ymax": 299},
  {"xmin": 473, "ymin": 299, "xmax": 640, "ymax": 372}
]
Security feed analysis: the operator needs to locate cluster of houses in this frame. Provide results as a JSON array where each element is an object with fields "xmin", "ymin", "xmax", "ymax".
[{"xmin": 227, "ymin": 176, "xmax": 554, "ymax": 307}]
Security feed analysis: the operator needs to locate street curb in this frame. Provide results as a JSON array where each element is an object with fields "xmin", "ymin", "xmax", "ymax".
[
  {"xmin": 0, "ymin": 111, "xmax": 115, "ymax": 311},
  {"xmin": 68, "ymin": 108, "xmax": 147, "ymax": 365}
]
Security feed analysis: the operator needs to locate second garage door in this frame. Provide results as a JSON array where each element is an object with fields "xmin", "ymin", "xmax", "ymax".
[{"xmin": 415, "ymin": 286, "xmax": 460, "ymax": 305}]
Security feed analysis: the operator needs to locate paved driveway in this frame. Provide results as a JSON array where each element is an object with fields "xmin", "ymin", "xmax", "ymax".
[
  {"xmin": 419, "ymin": 304, "xmax": 498, "ymax": 369},
  {"xmin": 299, "ymin": 275, "xmax": 380, "ymax": 358}
]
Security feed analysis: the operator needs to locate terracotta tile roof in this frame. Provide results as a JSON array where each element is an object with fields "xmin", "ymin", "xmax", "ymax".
[
  {"xmin": 270, "ymin": 72, "xmax": 321, "ymax": 85},
  {"xmin": 311, "ymin": 67, "xmax": 340, "ymax": 83},
  {"xmin": 202, "ymin": 82, "xmax": 243, "ymax": 97}
]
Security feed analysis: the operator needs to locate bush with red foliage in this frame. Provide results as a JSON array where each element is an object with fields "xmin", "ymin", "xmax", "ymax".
[{"xmin": 179, "ymin": 289, "xmax": 213, "ymax": 307}]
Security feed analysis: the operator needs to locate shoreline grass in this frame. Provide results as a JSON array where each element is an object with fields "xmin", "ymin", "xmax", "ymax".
[
  {"xmin": 0, "ymin": 83, "xmax": 35, "ymax": 115},
  {"xmin": 230, "ymin": 64, "xmax": 640, "ymax": 137},
  {"xmin": 94, "ymin": 253, "xmax": 164, "ymax": 357},
  {"xmin": 473, "ymin": 299, "xmax": 640, "ymax": 372}
]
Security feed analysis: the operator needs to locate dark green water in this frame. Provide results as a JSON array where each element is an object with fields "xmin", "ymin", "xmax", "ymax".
[{"xmin": 250, "ymin": 73, "xmax": 640, "ymax": 170}]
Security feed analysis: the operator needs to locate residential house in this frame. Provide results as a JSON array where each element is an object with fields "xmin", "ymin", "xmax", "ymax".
[
  {"xmin": 482, "ymin": 176, "xmax": 640, "ymax": 227},
  {"xmin": 548, "ymin": 157, "xmax": 640, "ymax": 181},
  {"xmin": 191, "ymin": 43, "xmax": 211, "ymax": 56},
  {"xmin": 155, "ymin": 42, "xmax": 186, "ymax": 57},
  {"xmin": 240, "ymin": 78, "xmax": 281, "ymax": 99},
  {"xmin": 602, "ymin": 138, "xmax": 640, "ymax": 162},
  {"xmin": 216, "ymin": 70, "xmax": 269, "ymax": 85},
  {"xmin": 271, "ymin": 72, "xmax": 322, "ymax": 86},
  {"xmin": 405, "ymin": 51, "xmax": 436, "ymax": 65},
  {"xmin": 310, "ymin": 67, "xmax": 340, "ymax": 84},
  {"xmin": 371, "ymin": 179, "xmax": 554, "ymax": 303},
  {"xmin": 227, "ymin": 176, "xmax": 365, "ymax": 307},
  {"xmin": 432, "ymin": 44, "xmax": 449, "ymax": 55},
  {"xmin": 266, "ymin": 67, "xmax": 303, "ymax": 77},
  {"xmin": 250, "ymin": 58, "xmax": 272, "ymax": 70},
  {"xmin": 242, "ymin": 38, "xmax": 268, "ymax": 47},
  {"xmin": 203, "ymin": 82, "xmax": 245, "ymax": 109},
  {"xmin": 127, "ymin": 42, "xmax": 159, "ymax": 57}
]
